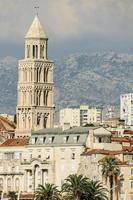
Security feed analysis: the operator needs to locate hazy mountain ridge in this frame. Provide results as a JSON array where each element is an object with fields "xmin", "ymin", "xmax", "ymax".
[{"xmin": 0, "ymin": 52, "xmax": 133, "ymax": 114}]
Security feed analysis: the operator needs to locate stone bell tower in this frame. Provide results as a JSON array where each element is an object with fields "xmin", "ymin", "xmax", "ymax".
[{"xmin": 15, "ymin": 15, "xmax": 54, "ymax": 137}]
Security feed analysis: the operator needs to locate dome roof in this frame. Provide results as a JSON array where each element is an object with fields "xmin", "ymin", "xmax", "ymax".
[{"xmin": 25, "ymin": 15, "xmax": 47, "ymax": 39}]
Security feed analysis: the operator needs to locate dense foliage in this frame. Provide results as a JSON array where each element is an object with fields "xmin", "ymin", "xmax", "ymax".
[{"xmin": 35, "ymin": 174, "xmax": 108, "ymax": 200}]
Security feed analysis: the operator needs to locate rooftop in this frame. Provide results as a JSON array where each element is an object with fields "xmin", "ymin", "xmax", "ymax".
[
  {"xmin": 32, "ymin": 126, "xmax": 95, "ymax": 135},
  {"xmin": 0, "ymin": 138, "xmax": 29, "ymax": 147},
  {"xmin": 25, "ymin": 15, "xmax": 47, "ymax": 39},
  {"xmin": 112, "ymin": 137, "xmax": 133, "ymax": 143},
  {"xmin": 0, "ymin": 116, "xmax": 16, "ymax": 132},
  {"xmin": 82, "ymin": 148, "xmax": 122, "ymax": 155}
]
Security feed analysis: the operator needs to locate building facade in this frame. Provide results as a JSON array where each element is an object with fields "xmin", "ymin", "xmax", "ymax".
[
  {"xmin": 0, "ymin": 127, "xmax": 91, "ymax": 193},
  {"xmin": 15, "ymin": 16, "xmax": 54, "ymax": 137},
  {"xmin": 59, "ymin": 108, "xmax": 80, "ymax": 129},
  {"xmin": 120, "ymin": 93, "xmax": 133, "ymax": 126},
  {"xmin": 59, "ymin": 105, "xmax": 102, "ymax": 129}
]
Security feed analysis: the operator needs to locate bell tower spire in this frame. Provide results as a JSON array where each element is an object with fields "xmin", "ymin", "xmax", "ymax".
[
  {"xmin": 25, "ymin": 15, "xmax": 48, "ymax": 60},
  {"xmin": 15, "ymin": 16, "xmax": 54, "ymax": 137}
]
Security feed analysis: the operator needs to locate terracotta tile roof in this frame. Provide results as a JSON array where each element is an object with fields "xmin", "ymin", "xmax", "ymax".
[
  {"xmin": 122, "ymin": 146, "xmax": 133, "ymax": 152},
  {"xmin": 0, "ymin": 138, "xmax": 29, "ymax": 147},
  {"xmin": 20, "ymin": 194, "xmax": 33, "ymax": 199},
  {"xmin": 112, "ymin": 137, "xmax": 133, "ymax": 143},
  {"xmin": 0, "ymin": 116, "xmax": 16, "ymax": 132},
  {"xmin": 82, "ymin": 148, "xmax": 122, "ymax": 155},
  {"xmin": 123, "ymin": 130, "xmax": 133, "ymax": 135}
]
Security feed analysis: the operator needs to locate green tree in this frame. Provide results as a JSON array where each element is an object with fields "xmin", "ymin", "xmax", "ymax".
[
  {"xmin": 62, "ymin": 174, "xmax": 89, "ymax": 200},
  {"xmin": 100, "ymin": 157, "xmax": 120, "ymax": 200},
  {"xmin": 35, "ymin": 183, "xmax": 61, "ymax": 200},
  {"xmin": 81, "ymin": 180, "xmax": 108, "ymax": 200},
  {"xmin": 8, "ymin": 191, "xmax": 17, "ymax": 200}
]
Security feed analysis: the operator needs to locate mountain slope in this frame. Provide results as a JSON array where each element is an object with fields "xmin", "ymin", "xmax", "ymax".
[{"xmin": 0, "ymin": 52, "xmax": 133, "ymax": 114}]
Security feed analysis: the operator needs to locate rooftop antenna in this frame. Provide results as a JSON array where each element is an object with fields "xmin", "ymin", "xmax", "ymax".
[{"xmin": 34, "ymin": 6, "xmax": 39, "ymax": 16}]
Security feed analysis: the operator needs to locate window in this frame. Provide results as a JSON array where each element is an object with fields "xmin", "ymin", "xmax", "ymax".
[
  {"xmin": 74, "ymin": 136, "xmax": 80, "ymax": 143},
  {"xmin": 60, "ymin": 149, "xmax": 65, "ymax": 159},
  {"xmin": 131, "ymin": 169, "xmax": 133, "ymax": 175},
  {"xmin": 31, "ymin": 138, "xmax": 35, "ymax": 144},
  {"xmin": 46, "ymin": 150, "xmax": 50, "ymax": 160},
  {"xmin": 40, "ymin": 137, "xmax": 46, "ymax": 144},
  {"xmin": 131, "ymin": 195, "xmax": 133, "ymax": 200},
  {"xmin": 72, "ymin": 153, "xmax": 75, "ymax": 160},
  {"xmin": 63, "ymin": 136, "xmax": 69, "ymax": 143},
  {"xmin": 119, "ymin": 180, "xmax": 124, "ymax": 192},
  {"xmin": 5, "ymin": 152, "xmax": 14, "ymax": 160},
  {"xmin": 15, "ymin": 178, "xmax": 19, "ymax": 191},
  {"xmin": 131, "ymin": 181, "xmax": 133, "ymax": 188},
  {"xmin": 48, "ymin": 137, "xmax": 52, "ymax": 143},
  {"xmin": 40, "ymin": 45, "xmax": 44, "ymax": 59},
  {"xmin": 0, "ymin": 178, "xmax": 3, "ymax": 190},
  {"xmin": 35, "ymin": 137, "xmax": 38, "ymax": 143},
  {"xmin": 27, "ymin": 45, "xmax": 30, "ymax": 58},
  {"xmin": 7, "ymin": 178, "xmax": 11, "ymax": 191},
  {"xmin": 99, "ymin": 137, "xmax": 102, "ymax": 143},
  {"xmin": 48, "ymin": 137, "xmax": 54, "ymax": 143},
  {"xmin": 39, "ymin": 137, "xmax": 43, "ymax": 144}
]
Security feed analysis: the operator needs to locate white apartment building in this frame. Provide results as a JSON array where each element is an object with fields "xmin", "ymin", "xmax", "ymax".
[
  {"xmin": 120, "ymin": 93, "xmax": 133, "ymax": 126},
  {"xmin": 59, "ymin": 108, "xmax": 80, "ymax": 129},
  {"xmin": 80, "ymin": 105, "xmax": 101, "ymax": 126},
  {"xmin": 59, "ymin": 105, "xmax": 102, "ymax": 129}
]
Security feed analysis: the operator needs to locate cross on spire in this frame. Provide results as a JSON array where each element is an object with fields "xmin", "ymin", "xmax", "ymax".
[{"xmin": 34, "ymin": 6, "xmax": 39, "ymax": 16}]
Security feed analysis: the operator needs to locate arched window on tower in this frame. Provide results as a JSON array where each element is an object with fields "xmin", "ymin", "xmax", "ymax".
[
  {"xmin": 46, "ymin": 68, "xmax": 48, "ymax": 82},
  {"xmin": 7, "ymin": 178, "xmax": 11, "ymax": 191},
  {"xmin": 27, "ymin": 45, "xmax": 30, "ymax": 58},
  {"xmin": 44, "ymin": 68, "xmax": 46, "ymax": 82},
  {"xmin": 43, "ymin": 90, "xmax": 46, "ymax": 105},
  {"xmin": 40, "ymin": 45, "xmax": 44, "ymax": 59},
  {"xmin": 46, "ymin": 91, "xmax": 48, "ymax": 106},
  {"xmin": 24, "ymin": 71, "xmax": 27, "ymax": 82},
  {"xmin": 36, "ymin": 45, "xmax": 38, "ymax": 59},
  {"xmin": 39, "ymin": 92, "xmax": 41, "ymax": 105},
  {"xmin": 36, "ymin": 91, "xmax": 39, "ymax": 106},
  {"xmin": 15, "ymin": 178, "xmax": 20, "ymax": 191},
  {"xmin": 0, "ymin": 178, "xmax": 3, "ymax": 191},
  {"xmin": 43, "ymin": 116, "xmax": 47, "ymax": 128},
  {"xmin": 33, "ymin": 45, "xmax": 35, "ymax": 58},
  {"xmin": 36, "ymin": 68, "xmax": 39, "ymax": 82},
  {"xmin": 39, "ymin": 68, "xmax": 41, "ymax": 82},
  {"xmin": 33, "ymin": 45, "xmax": 38, "ymax": 59}
]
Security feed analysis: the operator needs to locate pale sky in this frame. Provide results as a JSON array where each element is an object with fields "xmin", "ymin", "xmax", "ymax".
[{"xmin": 0, "ymin": 0, "xmax": 133, "ymax": 58}]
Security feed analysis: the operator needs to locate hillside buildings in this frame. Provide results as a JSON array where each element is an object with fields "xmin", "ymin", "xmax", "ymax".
[
  {"xmin": 1, "ymin": 13, "xmax": 133, "ymax": 200},
  {"xmin": 120, "ymin": 93, "xmax": 133, "ymax": 126},
  {"xmin": 59, "ymin": 105, "xmax": 102, "ymax": 129}
]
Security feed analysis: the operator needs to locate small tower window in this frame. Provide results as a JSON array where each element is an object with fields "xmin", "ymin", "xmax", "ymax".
[
  {"xmin": 33, "ymin": 45, "xmax": 38, "ymax": 59},
  {"xmin": 33, "ymin": 45, "xmax": 35, "ymax": 58},
  {"xmin": 99, "ymin": 137, "xmax": 102, "ymax": 143},
  {"xmin": 27, "ymin": 45, "xmax": 30, "ymax": 58},
  {"xmin": 40, "ymin": 45, "xmax": 44, "ymax": 59},
  {"xmin": 36, "ymin": 45, "xmax": 38, "ymax": 59}
]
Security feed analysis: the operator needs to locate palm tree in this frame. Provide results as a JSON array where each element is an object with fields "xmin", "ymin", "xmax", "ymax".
[
  {"xmin": 100, "ymin": 157, "xmax": 120, "ymax": 200},
  {"xmin": 8, "ymin": 191, "xmax": 17, "ymax": 200},
  {"xmin": 35, "ymin": 183, "xmax": 61, "ymax": 200},
  {"xmin": 62, "ymin": 174, "xmax": 89, "ymax": 200},
  {"xmin": 81, "ymin": 180, "xmax": 108, "ymax": 200}
]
